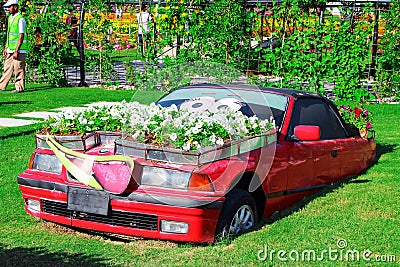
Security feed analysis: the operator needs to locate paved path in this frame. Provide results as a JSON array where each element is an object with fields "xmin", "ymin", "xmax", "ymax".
[
  {"xmin": 0, "ymin": 102, "xmax": 119, "ymax": 128},
  {"xmin": 65, "ymin": 60, "xmax": 148, "ymax": 87},
  {"xmin": 65, "ymin": 62, "xmax": 130, "ymax": 87}
]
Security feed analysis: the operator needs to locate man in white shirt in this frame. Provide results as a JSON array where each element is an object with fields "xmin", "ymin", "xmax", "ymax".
[
  {"xmin": 0, "ymin": 0, "xmax": 27, "ymax": 93},
  {"xmin": 136, "ymin": 5, "xmax": 151, "ymax": 55}
]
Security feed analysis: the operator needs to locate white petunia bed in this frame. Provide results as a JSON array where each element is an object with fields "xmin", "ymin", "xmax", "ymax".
[{"xmin": 40, "ymin": 101, "xmax": 275, "ymax": 151}]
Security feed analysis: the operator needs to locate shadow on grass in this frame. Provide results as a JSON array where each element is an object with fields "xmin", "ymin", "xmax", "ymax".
[
  {"xmin": 212, "ymin": 179, "xmax": 376, "ymax": 245},
  {"xmin": 112, "ymin": 54, "xmax": 141, "ymax": 61},
  {"xmin": 25, "ymin": 85, "xmax": 57, "ymax": 92},
  {"xmin": 0, "ymin": 128, "xmax": 37, "ymax": 140},
  {"xmin": 260, "ymin": 176, "xmax": 370, "ymax": 228},
  {"xmin": 0, "ymin": 100, "xmax": 32, "ymax": 106},
  {"xmin": 375, "ymin": 142, "xmax": 397, "ymax": 162},
  {"xmin": 0, "ymin": 243, "xmax": 110, "ymax": 267}
]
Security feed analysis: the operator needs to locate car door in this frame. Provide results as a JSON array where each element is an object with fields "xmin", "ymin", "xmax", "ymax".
[{"xmin": 285, "ymin": 97, "xmax": 348, "ymax": 190}]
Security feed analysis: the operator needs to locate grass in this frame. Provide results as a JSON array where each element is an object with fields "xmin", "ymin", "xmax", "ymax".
[
  {"xmin": 0, "ymin": 86, "xmax": 399, "ymax": 266},
  {"xmin": 0, "ymin": 84, "xmax": 163, "ymax": 118}
]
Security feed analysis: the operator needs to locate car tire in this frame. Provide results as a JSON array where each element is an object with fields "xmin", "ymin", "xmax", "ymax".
[{"xmin": 215, "ymin": 188, "xmax": 258, "ymax": 241}]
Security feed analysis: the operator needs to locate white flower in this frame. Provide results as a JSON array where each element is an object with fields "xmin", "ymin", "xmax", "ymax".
[
  {"xmin": 192, "ymin": 141, "xmax": 201, "ymax": 150},
  {"xmin": 170, "ymin": 104, "xmax": 178, "ymax": 112},
  {"xmin": 64, "ymin": 111, "xmax": 76, "ymax": 121},
  {"xmin": 169, "ymin": 133, "xmax": 178, "ymax": 141},
  {"xmin": 182, "ymin": 142, "xmax": 191, "ymax": 151},
  {"xmin": 132, "ymin": 131, "xmax": 142, "ymax": 139},
  {"xmin": 195, "ymin": 120, "xmax": 203, "ymax": 129},
  {"xmin": 190, "ymin": 126, "xmax": 201, "ymax": 134},
  {"xmin": 209, "ymin": 134, "xmax": 216, "ymax": 143},
  {"xmin": 173, "ymin": 117, "xmax": 183, "ymax": 128},
  {"xmin": 216, "ymin": 138, "xmax": 224, "ymax": 146},
  {"xmin": 78, "ymin": 117, "xmax": 87, "ymax": 125}
]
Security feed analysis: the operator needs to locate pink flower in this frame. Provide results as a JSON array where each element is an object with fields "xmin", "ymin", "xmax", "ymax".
[
  {"xmin": 354, "ymin": 107, "xmax": 362, "ymax": 118},
  {"xmin": 114, "ymin": 44, "xmax": 123, "ymax": 50},
  {"xmin": 337, "ymin": 104, "xmax": 373, "ymax": 131}
]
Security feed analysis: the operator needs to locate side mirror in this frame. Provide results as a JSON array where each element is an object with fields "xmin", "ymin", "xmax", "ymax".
[{"xmin": 294, "ymin": 125, "xmax": 320, "ymax": 141}]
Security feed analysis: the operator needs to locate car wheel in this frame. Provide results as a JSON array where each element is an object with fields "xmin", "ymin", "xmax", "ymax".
[{"xmin": 215, "ymin": 188, "xmax": 258, "ymax": 241}]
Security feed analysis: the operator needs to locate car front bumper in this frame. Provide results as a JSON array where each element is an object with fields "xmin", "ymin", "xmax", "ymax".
[{"xmin": 18, "ymin": 176, "xmax": 223, "ymax": 243}]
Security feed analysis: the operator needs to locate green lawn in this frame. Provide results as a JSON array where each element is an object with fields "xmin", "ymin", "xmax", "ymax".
[
  {"xmin": 0, "ymin": 86, "xmax": 399, "ymax": 266},
  {"xmin": 0, "ymin": 84, "xmax": 163, "ymax": 118}
]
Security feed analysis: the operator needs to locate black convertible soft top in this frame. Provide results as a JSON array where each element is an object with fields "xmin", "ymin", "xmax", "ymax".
[{"xmin": 180, "ymin": 83, "xmax": 323, "ymax": 99}]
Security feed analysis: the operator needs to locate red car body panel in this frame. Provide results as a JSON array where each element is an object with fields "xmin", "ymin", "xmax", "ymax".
[
  {"xmin": 17, "ymin": 85, "xmax": 376, "ymax": 242},
  {"xmin": 19, "ymin": 184, "xmax": 220, "ymax": 242}
]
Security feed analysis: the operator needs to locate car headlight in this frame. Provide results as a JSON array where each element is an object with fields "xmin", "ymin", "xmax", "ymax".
[
  {"xmin": 25, "ymin": 198, "xmax": 41, "ymax": 212},
  {"xmin": 31, "ymin": 153, "xmax": 62, "ymax": 174},
  {"xmin": 141, "ymin": 166, "xmax": 213, "ymax": 191},
  {"xmin": 141, "ymin": 166, "xmax": 191, "ymax": 189},
  {"xmin": 160, "ymin": 220, "xmax": 189, "ymax": 234}
]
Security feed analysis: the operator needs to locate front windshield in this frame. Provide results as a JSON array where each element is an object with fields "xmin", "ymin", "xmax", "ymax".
[{"xmin": 157, "ymin": 86, "xmax": 289, "ymax": 128}]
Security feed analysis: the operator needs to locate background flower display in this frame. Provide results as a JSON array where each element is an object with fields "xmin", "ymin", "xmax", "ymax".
[
  {"xmin": 338, "ymin": 105, "xmax": 373, "ymax": 131},
  {"xmin": 39, "ymin": 102, "xmax": 275, "ymax": 151}
]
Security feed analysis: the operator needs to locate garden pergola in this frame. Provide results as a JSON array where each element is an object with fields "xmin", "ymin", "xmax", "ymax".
[
  {"xmin": 1, "ymin": 0, "xmax": 391, "ymax": 86},
  {"xmin": 250, "ymin": 0, "xmax": 391, "ymax": 79},
  {"xmin": 74, "ymin": 0, "xmax": 391, "ymax": 85}
]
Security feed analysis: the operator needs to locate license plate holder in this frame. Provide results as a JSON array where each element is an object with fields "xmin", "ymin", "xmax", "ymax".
[{"xmin": 67, "ymin": 187, "xmax": 109, "ymax": 216}]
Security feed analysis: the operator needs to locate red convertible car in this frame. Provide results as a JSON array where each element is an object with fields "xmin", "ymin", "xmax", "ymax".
[{"xmin": 17, "ymin": 84, "xmax": 376, "ymax": 243}]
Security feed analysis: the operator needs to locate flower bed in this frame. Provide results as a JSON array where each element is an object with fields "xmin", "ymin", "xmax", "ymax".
[
  {"xmin": 39, "ymin": 101, "xmax": 275, "ymax": 151},
  {"xmin": 338, "ymin": 105, "xmax": 373, "ymax": 137}
]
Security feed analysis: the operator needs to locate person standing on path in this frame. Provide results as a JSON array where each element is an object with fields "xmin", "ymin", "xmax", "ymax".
[
  {"xmin": 136, "ymin": 5, "xmax": 151, "ymax": 56},
  {"xmin": 0, "ymin": 0, "xmax": 27, "ymax": 93}
]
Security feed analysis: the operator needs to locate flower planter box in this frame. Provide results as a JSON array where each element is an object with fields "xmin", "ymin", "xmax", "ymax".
[
  {"xmin": 359, "ymin": 129, "xmax": 368, "ymax": 138},
  {"xmin": 36, "ymin": 133, "xmax": 98, "ymax": 151},
  {"xmin": 96, "ymin": 131, "xmax": 124, "ymax": 145},
  {"xmin": 36, "ymin": 130, "xmax": 276, "ymax": 166},
  {"xmin": 115, "ymin": 131, "xmax": 276, "ymax": 166},
  {"xmin": 359, "ymin": 129, "xmax": 375, "ymax": 139},
  {"xmin": 35, "ymin": 131, "xmax": 123, "ymax": 151}
]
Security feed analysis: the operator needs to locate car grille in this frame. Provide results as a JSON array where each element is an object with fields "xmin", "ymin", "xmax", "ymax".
[{"xmin": 41, "ymin": 199, "xmax": 158, "ymax": 231}]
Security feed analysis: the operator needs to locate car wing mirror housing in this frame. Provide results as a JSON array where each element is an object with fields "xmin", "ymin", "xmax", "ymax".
[{"xmin": 293, "ymin": 125, "xmax": 320, "ymax": 141}]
